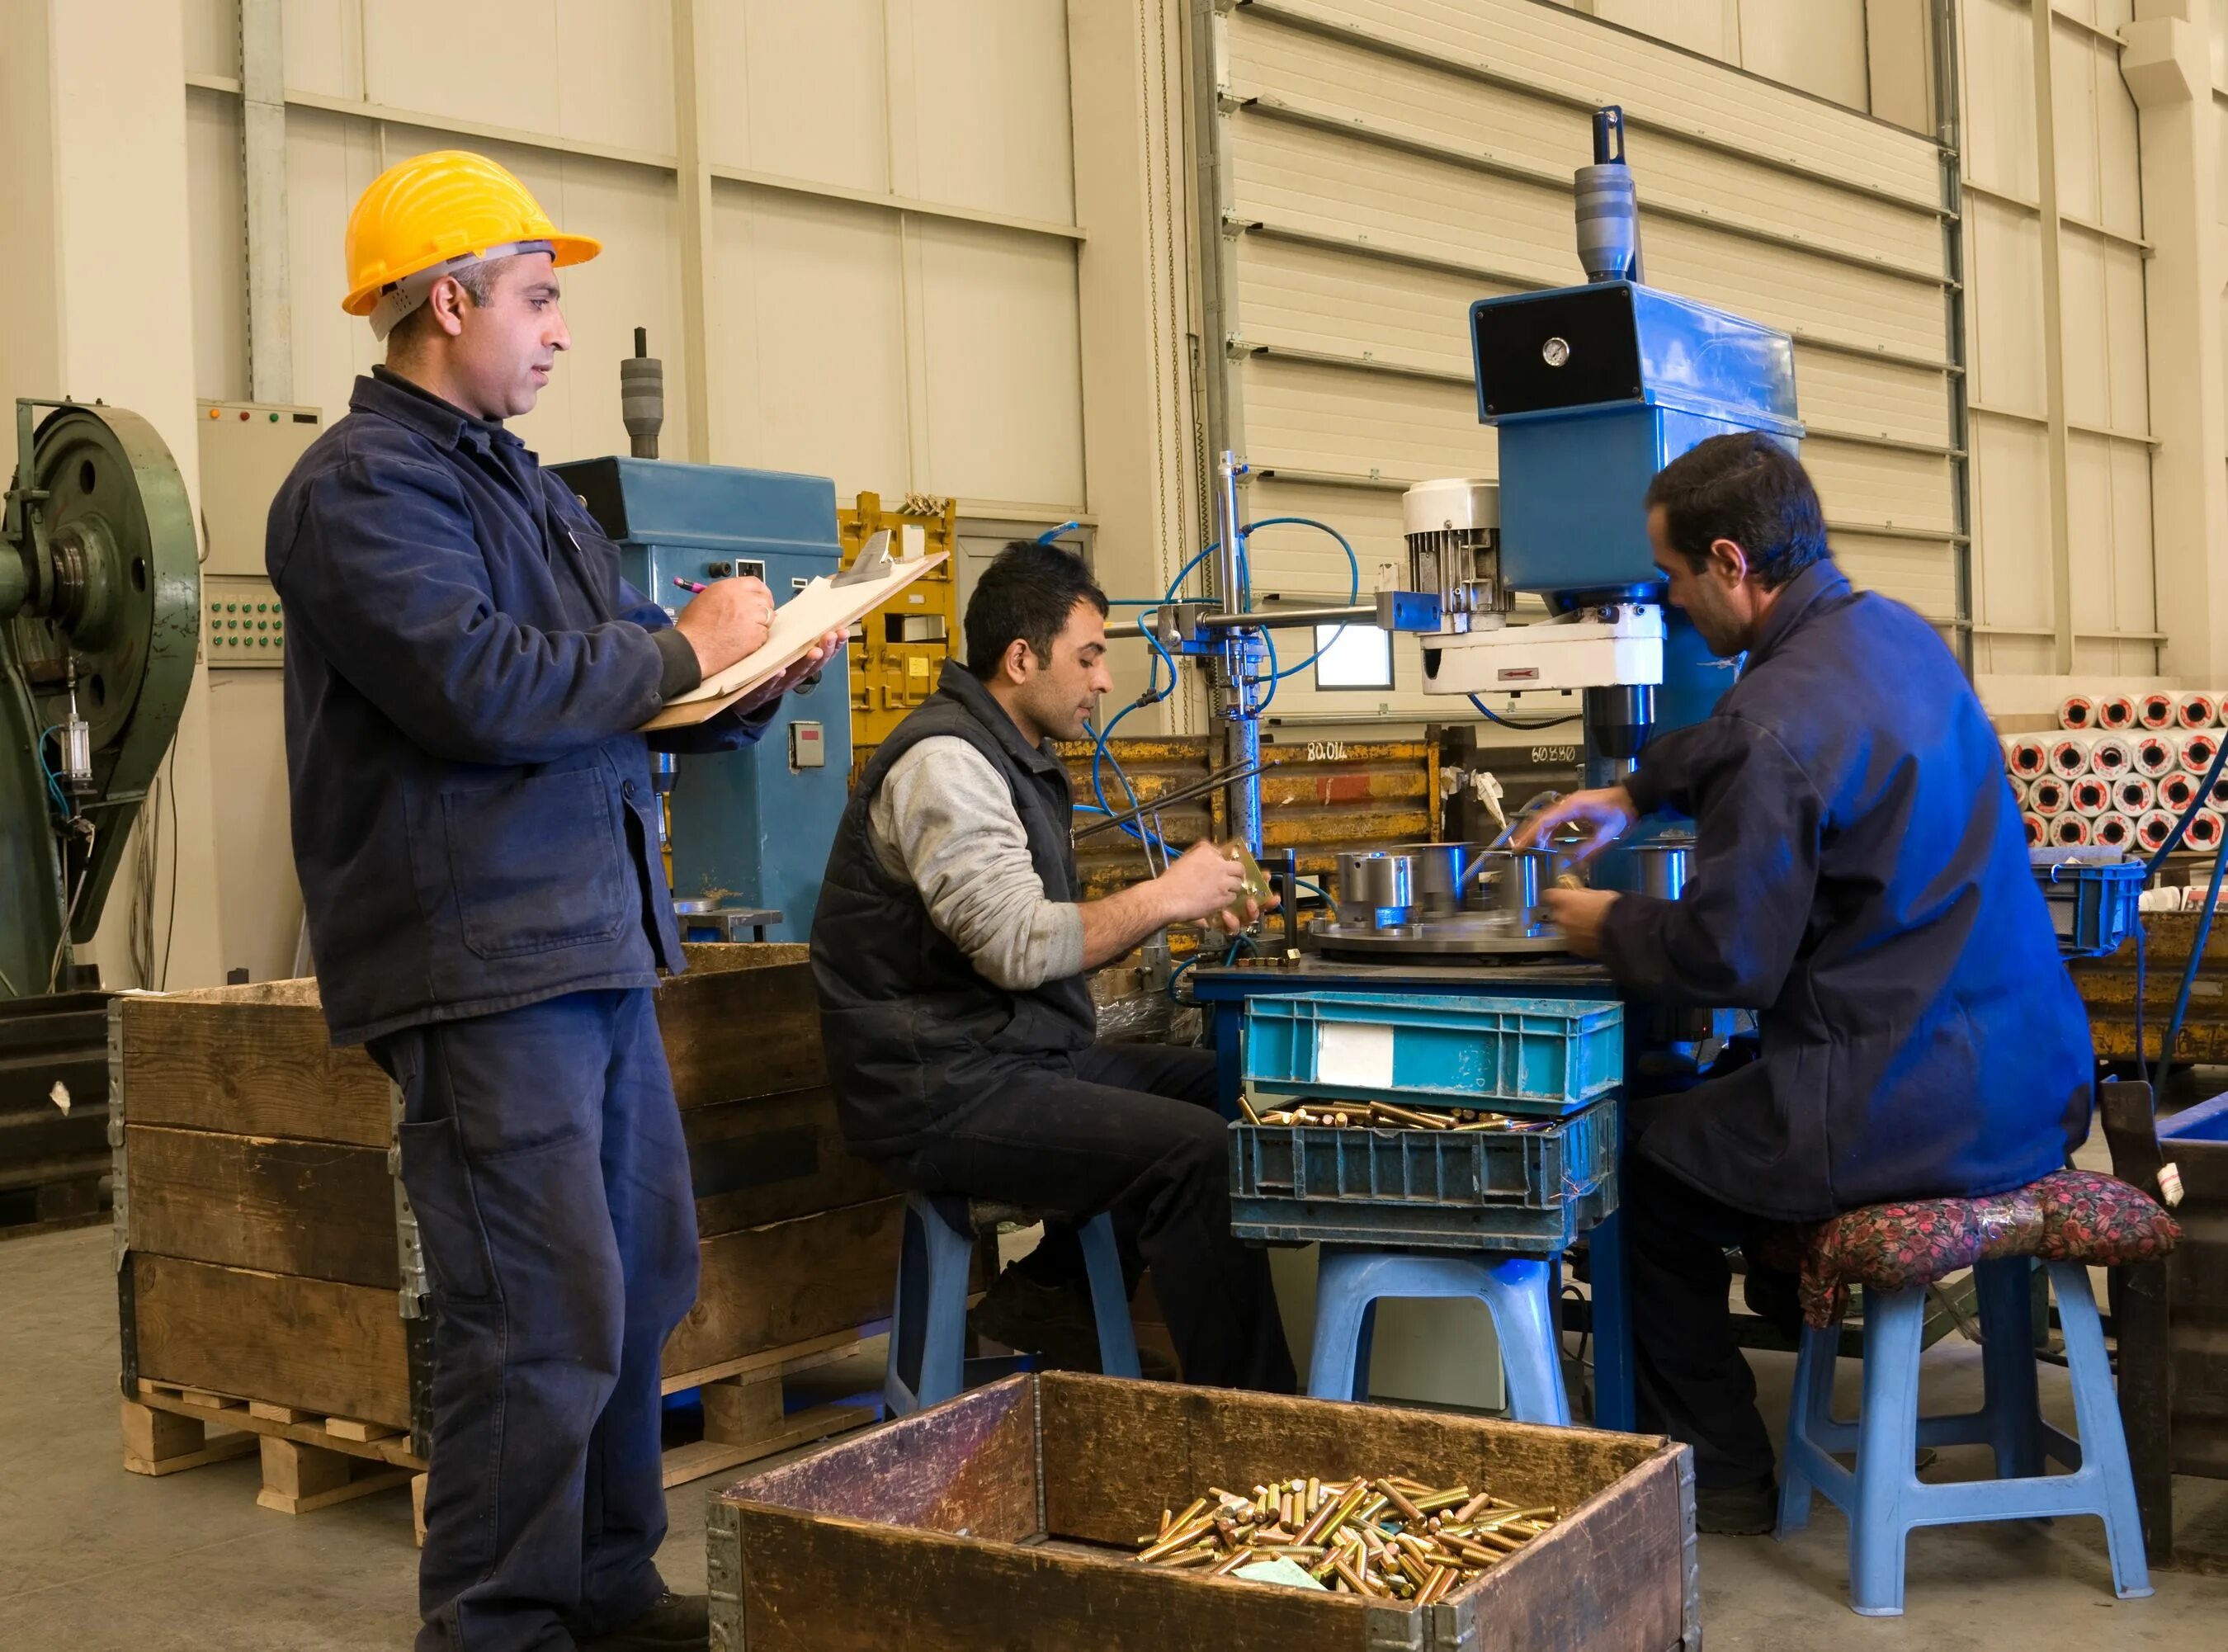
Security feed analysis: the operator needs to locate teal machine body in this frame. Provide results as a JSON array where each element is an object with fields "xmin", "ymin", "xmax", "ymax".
[{"xmin": 554, "ymin": 455, "xmax": 850, "ymax": 942}]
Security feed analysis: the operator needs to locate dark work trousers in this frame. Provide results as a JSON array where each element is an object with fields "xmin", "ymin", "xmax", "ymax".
[
  {"xmin": 1623, "ymin": 1149, "xmax": 1782, "ymax": 1490},
  {"xmin": 896, "ymin": 1042, "xmax": 1297, "ymax": 1394},
  {"xmin": 368, "ymin": 988, "xmax": 698, "ymax": 1652}
]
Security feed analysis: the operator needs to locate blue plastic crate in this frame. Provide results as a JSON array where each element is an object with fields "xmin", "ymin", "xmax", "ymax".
[
  {"xmin": 1228, "ymin": 1096, "xmax": 1619, "ymax": 1253},
  {"xmin": 1241, "ymin": 993, "xmax": 1623, "ymax": 1116},
  {"xmin": 2032, "ymin": 848, "xmax": 2146, "ymax": 959}
]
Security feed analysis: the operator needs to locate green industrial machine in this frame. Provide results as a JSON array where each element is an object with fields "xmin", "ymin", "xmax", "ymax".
[{"xmin": 1, "ymin": 399, "xmax": 201, "ymax": 998}]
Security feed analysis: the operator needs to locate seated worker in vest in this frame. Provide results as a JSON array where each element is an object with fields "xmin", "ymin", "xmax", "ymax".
[
  {"xmin": 1519, "ymin": 434, "xmax": 2092, "ymax": 1534},
  {"xmin": 812, "ymin": 542, "xmax": 1297, "ymax": 1392}
]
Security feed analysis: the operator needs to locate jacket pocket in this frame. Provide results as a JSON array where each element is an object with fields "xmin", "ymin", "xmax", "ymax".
[
  {"xmin": 441, "ymin": 768, "xmax": 629, "ymax": 960},
  {"xmin": 396, "ymin": 1116, "xmax": 495, "ymax": 1303}
]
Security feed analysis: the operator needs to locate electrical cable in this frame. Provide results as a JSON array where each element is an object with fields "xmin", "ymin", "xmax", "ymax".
[{"xmin": 1466, "ymin": 694, "xmax": 1581, "ymax": 733}]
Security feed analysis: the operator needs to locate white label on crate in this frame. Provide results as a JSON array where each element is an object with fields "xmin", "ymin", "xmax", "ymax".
[{"xmin": 1317, "ymin": 1023, "xmax": 1395, "ymax": 1090}]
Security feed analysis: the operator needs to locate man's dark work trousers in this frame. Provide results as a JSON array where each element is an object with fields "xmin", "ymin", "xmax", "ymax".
[
  {"xmin": 369, "ymin": 988, "xmax": 697, "ymax": 1652},
  {"xmin": 896, "ymin": 1043, "xmax": 1296, "ymax": 1394},
  {"xmin": 1624, "ymin": 1151, "xmax": 1781, "ymax": 1490}
]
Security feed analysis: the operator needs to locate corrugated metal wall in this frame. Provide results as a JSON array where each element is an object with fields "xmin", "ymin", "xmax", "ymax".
[
  {"xmin": 1961, "ymin": 0, "xmax": 2160, "ymax": 676},
  {"xmin": 1194, "ymin": 0, "xmax": 1963, "ymax": 725}
]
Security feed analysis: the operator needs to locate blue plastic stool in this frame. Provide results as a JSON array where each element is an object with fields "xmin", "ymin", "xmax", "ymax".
[
  {"xmin": 882, "ymin": 1192, "xmax": 1140, "ymax": 1418},
  {"xmin": 1777, "ymin": 1255, "xmax": 2152, "ymax": 1615},
  {"xmin": 1307, "ymin": 1246, "xmax": 1570, "ymax": 1424}
]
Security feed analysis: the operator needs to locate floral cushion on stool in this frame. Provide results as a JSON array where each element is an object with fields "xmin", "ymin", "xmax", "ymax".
[{"xmin": 1756, "ymin": 1168, "xmax": 2179, "ymax": 1330}]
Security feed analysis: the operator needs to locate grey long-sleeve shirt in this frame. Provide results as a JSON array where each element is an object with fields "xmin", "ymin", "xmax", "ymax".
[{"xmin": 866, "ymin": 737, "xmax": 1085, "ymax": 990}]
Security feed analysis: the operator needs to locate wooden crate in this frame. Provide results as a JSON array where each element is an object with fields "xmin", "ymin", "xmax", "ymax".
[
  {"xmin": 113, "ymin": 944, "xmax": 909, "ymax": 1504},
  {"xmin": 708, "ymin": 1374, "xmax": 1698, "ymax": 1652}
]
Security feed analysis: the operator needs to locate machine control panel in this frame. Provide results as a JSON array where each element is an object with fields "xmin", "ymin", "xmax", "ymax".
[
  {"xmin": 789, "ymin": 720, "xmax": 825, "ymax": 770},
  {"xmin": 205, "ymin": 574, "xmax": 288, "ymax": 668}
]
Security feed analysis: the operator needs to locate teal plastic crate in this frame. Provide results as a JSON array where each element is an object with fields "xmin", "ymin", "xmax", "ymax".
[
  {"xmin": 1242, "ymin": 993, "xmax": 1624, "ymax": 1116},
  {"xmin": 1229, "ymin": 1097, "xmax": 1619, "ymax": 1253}
]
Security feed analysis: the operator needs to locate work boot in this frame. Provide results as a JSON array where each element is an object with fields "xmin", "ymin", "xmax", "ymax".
[
  {"xmin": 577, "ymin": 1590, "xmax": 708, "ymax": 1650},
  {"xmin": 968, "ymin": 1268, "xmax": 1178, "ymax": 1379},
  {"xmin": 1695, "ymin": 1475, "xmax": 1777, "ymax": 1536}
]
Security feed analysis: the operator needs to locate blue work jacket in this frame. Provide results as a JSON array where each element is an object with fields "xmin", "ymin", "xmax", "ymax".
[
  {"xmin": 1603, "ymin": 559, "xmax": 2093, "ymax": 1222},
  {"xmin": 268, "ymin": 368, "xmax": 770, "ymax": 1045}
]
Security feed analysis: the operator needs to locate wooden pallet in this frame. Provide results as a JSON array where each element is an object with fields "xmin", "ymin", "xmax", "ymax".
[{"xmin": 124, "ymin": 1326, "xmax": 886, "ymax": 1542}]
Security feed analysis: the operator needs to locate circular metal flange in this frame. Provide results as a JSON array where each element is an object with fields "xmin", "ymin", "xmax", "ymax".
[{"xmin": 1309, "ymin": 915, "xmax": 1575, "ymax": 959}]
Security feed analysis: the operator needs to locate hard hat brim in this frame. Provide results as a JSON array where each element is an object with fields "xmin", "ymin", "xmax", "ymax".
[{"xmin": 342, "ymin": 231, "xmax": 603, "ymax": 317}]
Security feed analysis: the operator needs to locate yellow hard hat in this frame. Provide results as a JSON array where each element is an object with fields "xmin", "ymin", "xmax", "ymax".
[{"xmin": 342, "ymin": 149, "xmax": 600, "ymax": 330}]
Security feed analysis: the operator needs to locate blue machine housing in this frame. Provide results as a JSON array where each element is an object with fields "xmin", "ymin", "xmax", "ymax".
[
  {"xmin": 1469, "ymin": 279, "xmax": 1804, "ymax": 739},
  {"xmin": 553, "ymin": 455, "xmax": 850, "ymax": 942}
]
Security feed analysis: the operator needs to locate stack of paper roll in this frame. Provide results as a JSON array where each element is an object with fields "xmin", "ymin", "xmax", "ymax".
[
  {"xmin": 2134, "ymin": 733, "xmax": 2178, "ymax": 776},
  {"xmin": 2004, "ymin": 691, "xmax": 2228, "ymax": 857},
  {"xmin": 2137, "ymin": 810, "xmax": 2178, "ymax": 852}
]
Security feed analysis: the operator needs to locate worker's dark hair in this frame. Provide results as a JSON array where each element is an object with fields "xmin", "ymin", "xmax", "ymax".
[
  {"xmin": 1644, "ymin": 432, "xmax": 1829, "ymax": 590},
  {"xmin": 384, "ymin": 257, "xmax": 512, "ymax": 356},
  {"xmin": 964, "ymin": 541, "xmax": 1108, "ymax": 681}
]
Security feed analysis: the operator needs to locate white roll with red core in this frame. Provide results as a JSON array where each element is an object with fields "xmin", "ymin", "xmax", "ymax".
[
  {"xmin": 2029, "ymin": 775, "xmax": 2070, "ymax": 816},
  {"xmin": 2051, "ymin": 814, "xmax": 2093, "ymax": 847},
  {"xmin": 2191, "ymin": 809, "xmax": 2226, "ymax": 852},
  {"xmin": 2070, "ymin": 776, "xmax": 2112, "ymax": 817},
  {"xmin": 2023, "ymin": 813, "xmax": 2046, "ymax": 847},
  {"xmin": 2004, "ymin": 736, "xmax": 2050, "ymax": 779},
  {"xmin": 2117, "ymin": 775, "xmax": 2157, "ymax": 814},
  {"xmin": 2088, "ymin": 735, "xmax": 2133, "ymax": 776},
  {"xmin": 2093, "ymin": 813, "xmax": 2137, "ymax": 849},
  {"xmin": 2137, "ymin": 809, "xmax": 2179, "ymax": 853},
  {"xmin": 2211, "ymin": 774, "xmax": 2228, "ymax": 810},
  {"xmin": 2162, "ymin": 772, "xmax": 2201, "ymax": 811},
  {"xmin": 2178, "ymin": 692, "xmax": 2219, "ymax": 729},
  {"xmin": 2184, "ymin": 731, "xmax": 2221, "ymax": 773},
  {"xmin": 2060, "ymin": 696, "xmax": 2097, "ymax": 730},
  {"xmin": 2097, "ymin": 696, "xmax": 2137, "ymax": 731},
  {"xmin": 2048, "ymin": 738, "xmax": 2093, "ymax": 779},
  {"xmin": 2135, "ymin": 734, "xmax": 2179, "ymax": 776},
  {"xmin": 2138, "ymin": 691, "xmax": 2178, "ymax": 729}
]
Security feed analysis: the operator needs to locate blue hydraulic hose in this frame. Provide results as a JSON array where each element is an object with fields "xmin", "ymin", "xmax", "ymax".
[
  {"xmin": 1239, "ymin": 517, "xmax": 1361, "ymax": 682},
  {"xmin": 1466, "ymin": 693, "xmax": 1581, "ymax": 732}
]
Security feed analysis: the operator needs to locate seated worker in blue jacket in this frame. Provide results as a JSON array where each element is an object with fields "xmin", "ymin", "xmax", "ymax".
[
  {"xmin": 267, "ymin": 150, "xmax": 843, "ymax": 1652},
  {"xmin": 812, "ymin": 542, "xmax": 1297, "ymax": 1394},
  {"xmin": 1520, "ymin": 433, "xmax": 2093, "ymax": 1535}
]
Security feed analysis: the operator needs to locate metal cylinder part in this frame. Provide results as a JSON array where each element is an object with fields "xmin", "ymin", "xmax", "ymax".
[
  {"xmin": 1630, "ymin": 842, "xmax": 1690, "ymax": 899},
  {"xmin": 1585, "ymin": 683, "xmax": 1655, "ymax": 761},
  {"xmin": 60, "ymin": 715, "xmax": 93, "ymax": 796},
  {"xmin": 621, "ymin": 326, "xmax": 663, "ymax": 460}
]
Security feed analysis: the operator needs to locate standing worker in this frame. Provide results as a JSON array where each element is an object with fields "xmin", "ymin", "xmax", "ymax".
[
  {"xmin": 268, "ymin": 150, "xmax": 843, "ymax": 1652},
  {"xmin": 1518, "ymin": 434, "xmax": 2092, "ymax": 1533}
]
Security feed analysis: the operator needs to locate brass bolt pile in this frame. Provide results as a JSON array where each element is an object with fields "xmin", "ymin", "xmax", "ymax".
[
  {"xmin": 1133, "ymin": 1476, "xmax": 1558, "ymax": 1603},
  {"xmin": 1238, "ymin": 1097, "xmax": 1547, "ymax": 1134}
]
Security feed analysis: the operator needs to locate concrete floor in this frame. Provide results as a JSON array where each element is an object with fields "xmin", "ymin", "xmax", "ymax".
[{"xmin": 4, "ymin": 1223, "xmax": 2226, "ymax": 1650}]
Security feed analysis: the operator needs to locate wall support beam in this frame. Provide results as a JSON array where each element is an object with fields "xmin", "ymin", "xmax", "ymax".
[
  {"xmin": 669, "ymin": 0, "xmax": 715, "ymax": 463},
  {"xmin": 238, "ymin": 0, "xmax": 290, "ymax": 404},
  {"xmin": 2124, "ymin": 2, "xmax": 2228, "ymax": 679},
  {"xmin": 2028, "ymin": 0, "xmax": 2078, "ymax": 673}
]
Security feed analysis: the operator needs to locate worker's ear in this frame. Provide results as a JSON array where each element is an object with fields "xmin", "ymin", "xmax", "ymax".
[
  {"xmin": 423, "ymin": 275, "xmax": 470, "ymax": 339},
  {"xmin": 1705, "ymin": 537, "xmax": 1751, "ymax": 587},
  {"xmin": 1000, "ymin": 635, "xmax": 1035, "ymax": 684}
]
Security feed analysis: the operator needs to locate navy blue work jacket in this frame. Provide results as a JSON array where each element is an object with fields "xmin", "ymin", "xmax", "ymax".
[
  {"xmin": 1603, "ymin": 559, "xmax": 2092, "ymax": 1222},
  {"xmin": 268, "ymin": 368, "xmax": 769, "ymax": 1045}
]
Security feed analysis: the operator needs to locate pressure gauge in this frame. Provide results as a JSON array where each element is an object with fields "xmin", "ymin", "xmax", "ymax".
[{"xmin": 1541, "ymin": 336, "xmax": 1571, "ymax": 368}]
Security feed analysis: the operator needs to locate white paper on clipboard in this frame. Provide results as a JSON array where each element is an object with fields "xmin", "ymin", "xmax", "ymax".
[{"xmin": 638, "ymin": 548, "xmax": 947, "ymax": 731}]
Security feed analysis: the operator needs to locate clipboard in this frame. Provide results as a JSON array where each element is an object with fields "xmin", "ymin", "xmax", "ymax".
[{"xmin": 640, "ymin": 536, "xmax": 947, "ymax": 731}]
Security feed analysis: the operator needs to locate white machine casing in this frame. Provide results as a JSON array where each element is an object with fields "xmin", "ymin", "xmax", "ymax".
[{"xmin": 1419, "ymin": 601, "xmax": 1665, "ymax": 696}]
